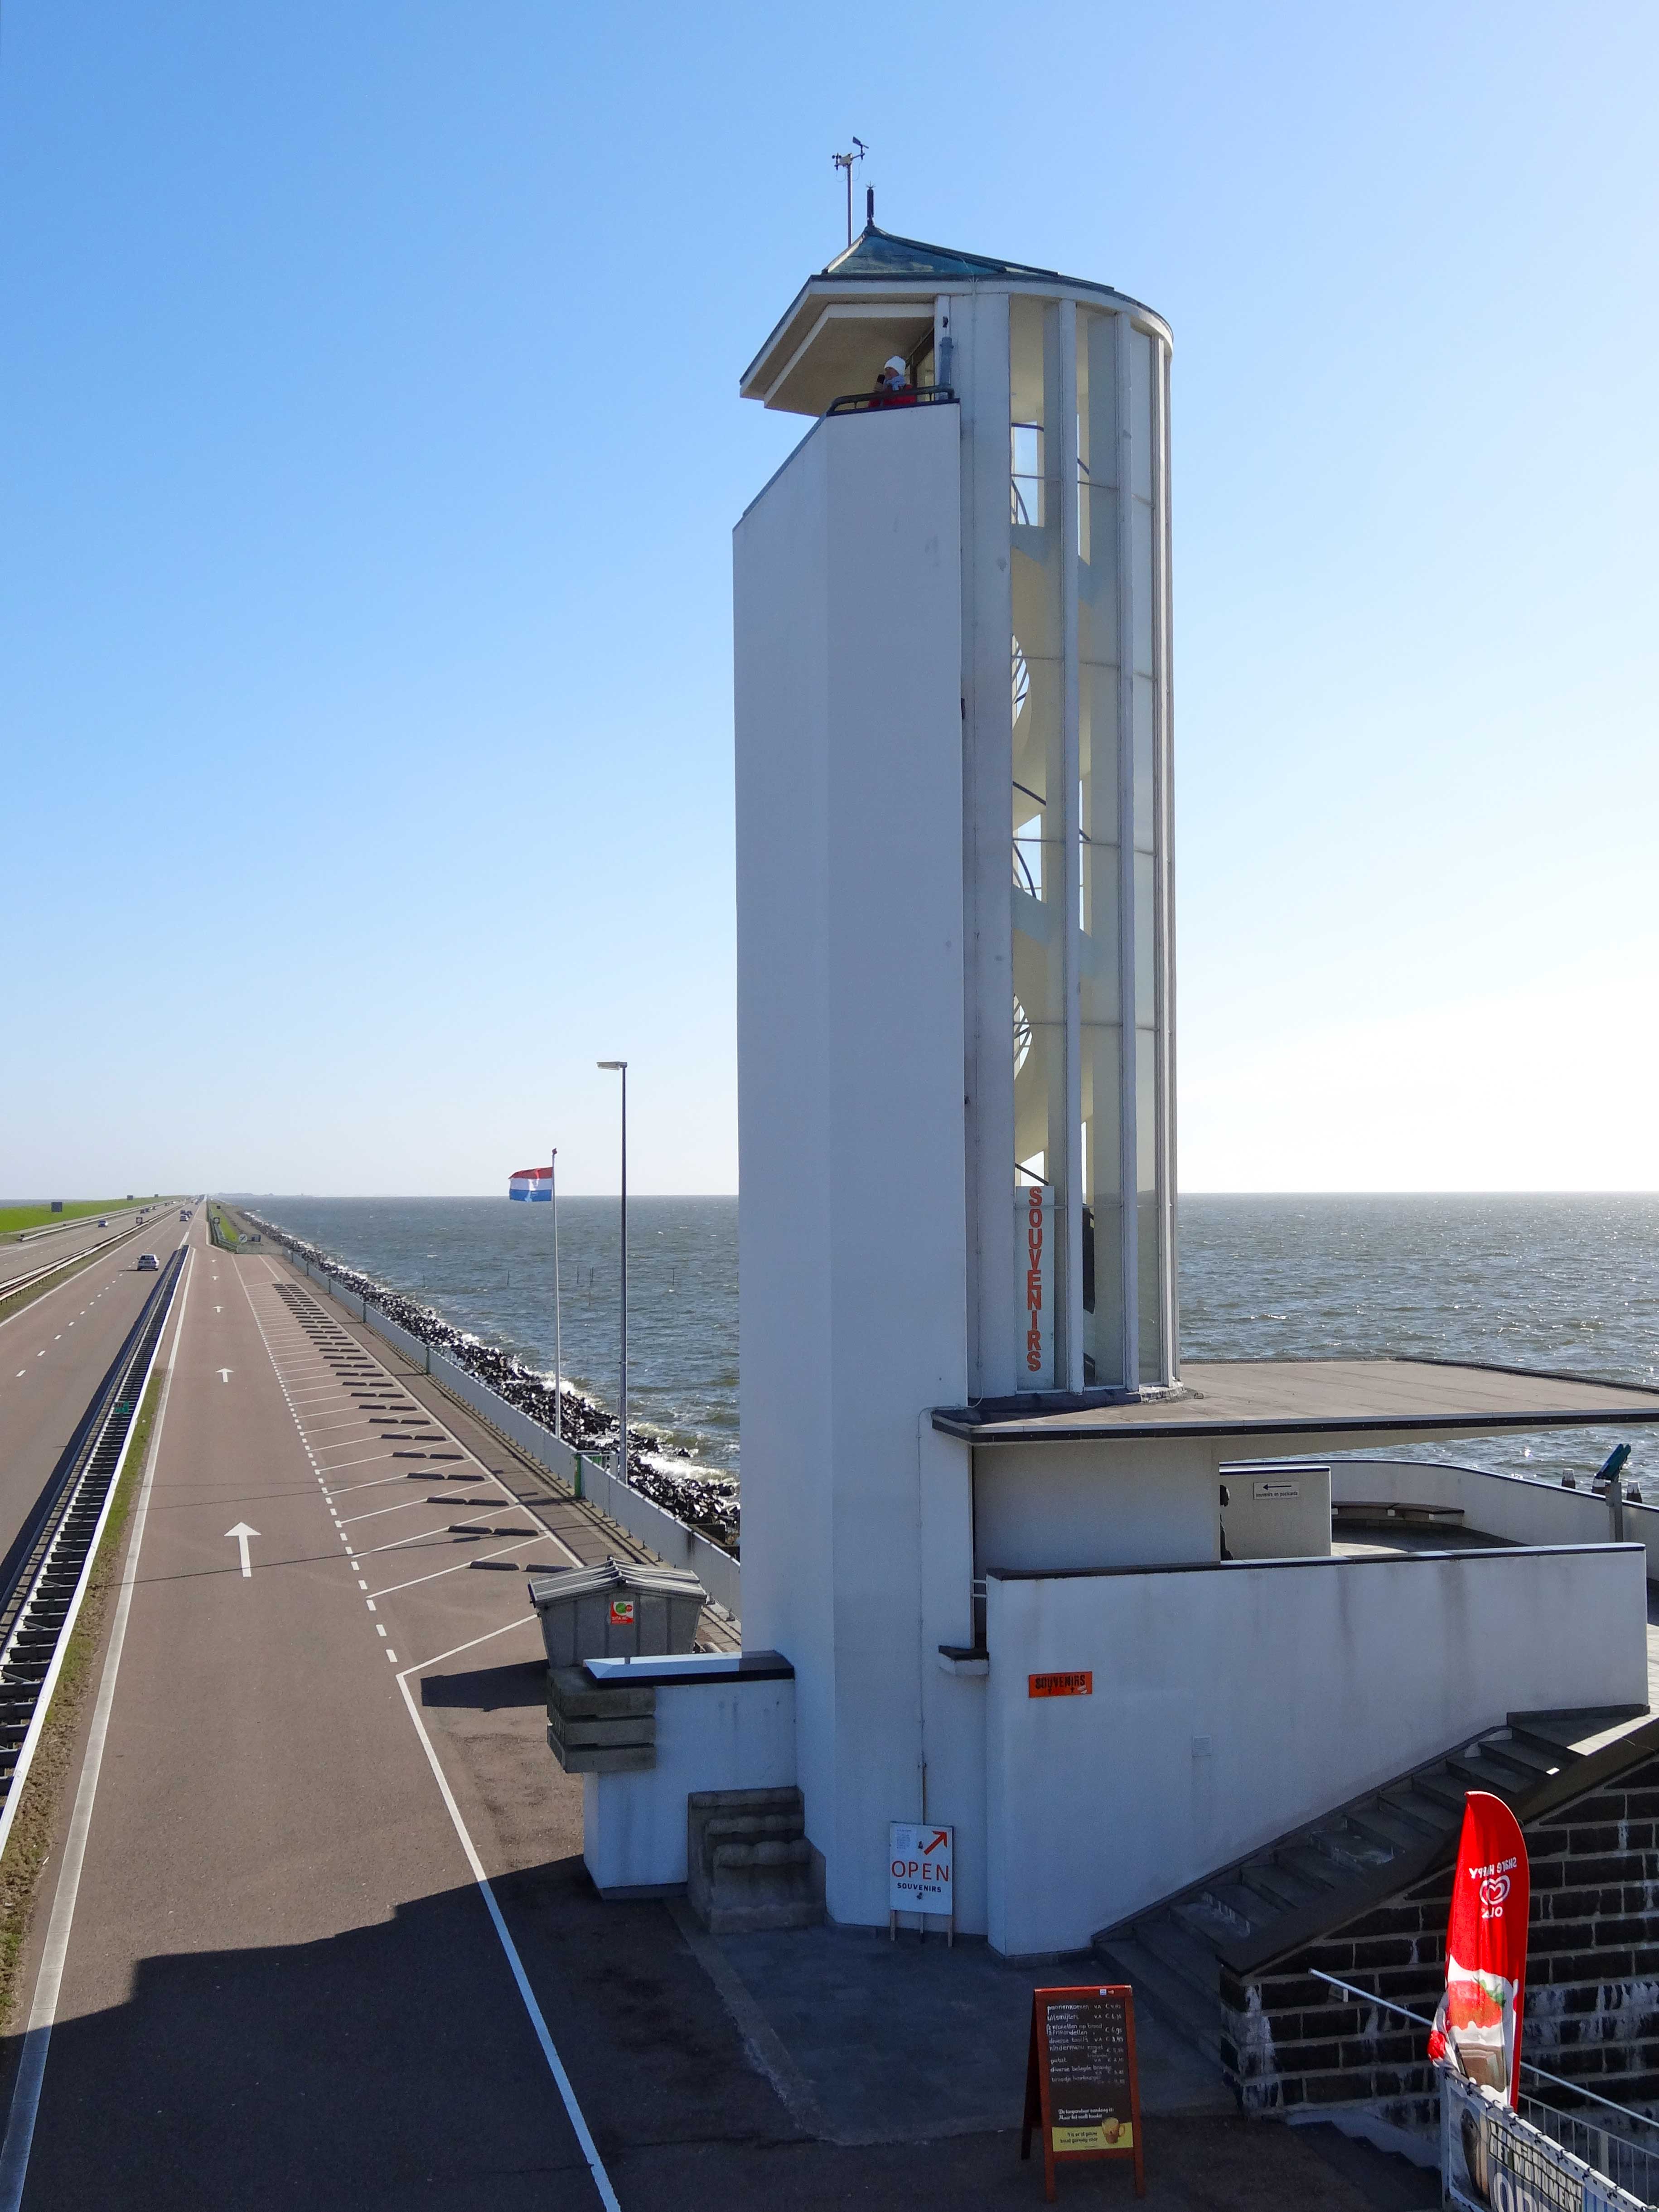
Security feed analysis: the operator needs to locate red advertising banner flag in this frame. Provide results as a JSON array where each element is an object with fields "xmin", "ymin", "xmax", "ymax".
[{"xmin": 1428, "ymin": 1791, "xmax": 1530, "ymax": 2108}]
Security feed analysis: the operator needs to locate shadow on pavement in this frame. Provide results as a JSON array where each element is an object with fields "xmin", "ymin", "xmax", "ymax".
[
  {"xmin": 0, "ymin": 1851, "xmax": 1423, "ymax": 2211},
  {"xmin": 420, "ymin": 1658, "xmax": 547, "ymax": 1711}
]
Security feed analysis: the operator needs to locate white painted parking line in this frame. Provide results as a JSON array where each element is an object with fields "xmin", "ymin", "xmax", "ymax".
[
  {"xmin": 369, "ymin": 1536, "xmax": 555, "ymax": 1597},
  {"xmin": 391, "ymin": 1629, "xmax": 618, "ymax": 2209}
]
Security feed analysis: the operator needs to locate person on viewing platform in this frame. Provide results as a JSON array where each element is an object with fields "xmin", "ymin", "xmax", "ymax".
[{"xmin": 870, "ymin": 354, "xmax": 916, "ymax": 408}]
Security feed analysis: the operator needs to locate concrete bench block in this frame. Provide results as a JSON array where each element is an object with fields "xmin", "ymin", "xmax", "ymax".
[
  {"xmin": 547, "ymin": 1667, "xmax": 657, "ymax": 1722},
  {"xmin": 546, "ymin": 1726, "xmax": 656, "ymax": 1775}
]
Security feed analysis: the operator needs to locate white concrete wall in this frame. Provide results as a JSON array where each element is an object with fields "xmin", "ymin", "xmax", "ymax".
[
  {"xmin": 919, "ymin": 1425, "xmax": 989, "ymax": 1932},
  {"xmin": 583, "ymin": 1673, "xmax": 797, "ymax": 1893},
  {"xmin": 973, "ymin": 1438, "xmax": 1220, "ymax": 1575},
  {"xmin": 1334, "ymin": 1458, "xmax": 1659, "ymax": 1580},
  {"xmin": 735, "ymin": 401, "xmax": 969, "ymax": 1929},
  {"xmin": 984, "ymin": 1543, "xmax": 1650, "ymax": 1956}
]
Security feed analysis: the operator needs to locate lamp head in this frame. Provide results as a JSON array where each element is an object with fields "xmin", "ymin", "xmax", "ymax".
[{"xmin": 597, "ymin": 1060, "xmax": 626, "ymax": 1071}]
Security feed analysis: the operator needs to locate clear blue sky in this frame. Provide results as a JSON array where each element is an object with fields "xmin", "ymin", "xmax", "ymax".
[{"xmin": 3, "ymin": 2, "xmax": 1654, "ymax": 1195}]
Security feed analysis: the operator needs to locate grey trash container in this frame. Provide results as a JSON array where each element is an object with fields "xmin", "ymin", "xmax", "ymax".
[{"xmin": 529, "ymin": 1557, "xmax": 707, "ymax": 1667}]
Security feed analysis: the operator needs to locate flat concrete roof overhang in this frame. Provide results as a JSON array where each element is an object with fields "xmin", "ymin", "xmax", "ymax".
[
  {"xmin": 740, "ymin": 274, "xmax": 1174, "ymax": 417},
  {"xmin": 932, "ymin": 1358, "xmax": 1659, "ymax": 1455}
]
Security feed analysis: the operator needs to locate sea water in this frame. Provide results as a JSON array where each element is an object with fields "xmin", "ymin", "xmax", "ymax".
[{"xmin": 244, "ymin": 1194, "xmax": 1658, "ymax": 1494}]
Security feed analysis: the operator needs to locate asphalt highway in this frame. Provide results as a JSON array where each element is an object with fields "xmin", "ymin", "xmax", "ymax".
[
  {"xmin": 0, "ymin": 1227, "xmax": 185, "ymax": 1568},
  {"xmin": 5, "ymin": 1223, "xmax": 611, "ymax": 2210},
  {"xmin": 0, "ymin": 1205, "xmax": 179, "ymax": 1294}
]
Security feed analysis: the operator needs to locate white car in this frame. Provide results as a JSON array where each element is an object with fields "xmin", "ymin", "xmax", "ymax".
[{"xmin": 136, "ymin": 1253, "xmax": 160, "ymax": 1271}]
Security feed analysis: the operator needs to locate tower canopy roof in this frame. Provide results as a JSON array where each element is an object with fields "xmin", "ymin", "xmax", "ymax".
[
  {"xmin": 820, "ymin": 223, "xmax": 1066, "ymax": 284},
  {"xmin": 741, "ymin": 221, "xmax": 1167, "ymax": 415}
]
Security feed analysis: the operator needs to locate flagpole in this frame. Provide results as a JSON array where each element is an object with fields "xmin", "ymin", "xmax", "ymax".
[{"xmin": 551, "ymin": 1146, "xmax": 562, "ymax": 1442}]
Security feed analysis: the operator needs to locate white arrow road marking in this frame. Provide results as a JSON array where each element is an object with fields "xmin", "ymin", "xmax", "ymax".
[
  {"xmin": 218, "ymin": 1368, "xmax": 232, "ymax": 1382},
  {"xmin": 225, "ymin": 1523, "xmax": 259, "ymax": 1577}
]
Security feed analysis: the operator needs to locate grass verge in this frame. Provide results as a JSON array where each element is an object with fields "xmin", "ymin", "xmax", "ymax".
[
  {"xmin": 0, "ymin": 1359, "xmax": 165, "ymax": 2031},
  {"xmin": 0, "ymin": 1200, "xmax": 163, "ymax": 1241}
]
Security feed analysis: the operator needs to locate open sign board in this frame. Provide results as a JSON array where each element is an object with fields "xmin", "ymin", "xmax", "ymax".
[
  {"xmin": 1021, "ymin": 1985, "xmax": 1144, "ymax": 2201},
  {"xmin": 889, "ymin": 1823, "xmax": 953, "ymax": 1936}
]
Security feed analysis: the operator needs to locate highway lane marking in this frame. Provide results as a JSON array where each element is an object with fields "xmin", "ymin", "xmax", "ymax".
[
  {"xmin": 334, "ymin": 1518, "xmax": 489, "ymax": 1565},
  {"xmin": 392, "ymin": 1621, "xmax": 619, "ymax": 2212},
  {"xmin": 370, "ymin": 1537, "xmax": 552, "ymax": 1597},
  {"xmin": 0, "ymin": 1251, "xmax": 195, "ymax": 2211}
]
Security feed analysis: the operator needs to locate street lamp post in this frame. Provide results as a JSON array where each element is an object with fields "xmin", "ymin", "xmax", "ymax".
[
  {"xmin": 550, "ymin": 1145, "xmax": 562, "ymax": 1442},
  {"xmin": 597, "ymin": 1061, "xmax": 628, "ymax": 1483}
]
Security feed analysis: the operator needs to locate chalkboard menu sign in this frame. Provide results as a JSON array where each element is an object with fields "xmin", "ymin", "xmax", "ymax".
[{"xmin": 1021, "ymin": 1985, "xmax": 1144, "ymax": 2200}]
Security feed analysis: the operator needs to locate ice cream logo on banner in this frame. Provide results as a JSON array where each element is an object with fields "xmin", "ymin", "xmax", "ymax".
[{"xmin": 1428, "ymin": 1791, "xmax": 1531, "ymax": 2108}]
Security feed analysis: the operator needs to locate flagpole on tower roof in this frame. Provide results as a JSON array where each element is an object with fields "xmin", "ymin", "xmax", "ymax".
[{"xmin": 551, "ymin": 1146, "xmax": 562, "ymax": 1442}]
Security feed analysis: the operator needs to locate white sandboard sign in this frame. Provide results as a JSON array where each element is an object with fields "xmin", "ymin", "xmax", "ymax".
[{"xmin": 890, "ymin": 1822, "xmax": 953, "ymax": 1926}]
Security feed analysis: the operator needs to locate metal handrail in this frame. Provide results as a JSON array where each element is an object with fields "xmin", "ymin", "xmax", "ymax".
[
  {"xmin": 1310, "ymin": 1970, "xmax": 1659, "ymax": 2138},
  {"xmin": 823, "ymin": 386, "xmax": 958, "ymax": 417}
]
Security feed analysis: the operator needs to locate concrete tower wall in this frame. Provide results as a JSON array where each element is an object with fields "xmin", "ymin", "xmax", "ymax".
[{"xmin": 734, "ymin": 401, "xmax": 970, "ymax": 1925}]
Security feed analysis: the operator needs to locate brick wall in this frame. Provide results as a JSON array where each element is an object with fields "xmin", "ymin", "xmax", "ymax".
[{"xmin": 1222, "ymin": 1748, "xmax": 1659, "ymax": 2136}]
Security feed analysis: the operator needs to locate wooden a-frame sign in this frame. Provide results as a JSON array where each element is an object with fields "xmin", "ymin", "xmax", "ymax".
[{"xmin": 1021, "ymin": 1984, "xmax": 1145, "ymax": 2201}]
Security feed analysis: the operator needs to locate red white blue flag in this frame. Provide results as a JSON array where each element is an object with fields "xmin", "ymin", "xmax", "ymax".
[{"xmin": 508, "ymin": 1166, "xmax": 552, "ymax": 1202}]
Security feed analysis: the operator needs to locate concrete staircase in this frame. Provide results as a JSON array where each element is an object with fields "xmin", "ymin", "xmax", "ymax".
[
  {"xmin": 687, "ymin": 1787, "xmax": 823, "ymax": 1934},
  {"xmin": 1094, "ymin": 1706, "xmax": 1647, "ymax": 2066}
]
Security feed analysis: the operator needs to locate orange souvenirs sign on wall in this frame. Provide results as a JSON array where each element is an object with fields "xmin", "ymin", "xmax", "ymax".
[
  {"xmin": 1016, "ymin": 1183, "xmax": 1056, "ymax": 1391},
  {"xmin": 1029, "ymin": 1673, "xmax": 1093, "ymax": 1699}
]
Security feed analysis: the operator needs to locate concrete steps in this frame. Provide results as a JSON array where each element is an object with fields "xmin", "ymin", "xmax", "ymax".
[
  {"xmin": 1093, "ymin": 1704, "xmax": 1648, "ymax": 2075},
  {"xmin": 687, "ymin": 1787, "xmax": 823, "ymax": 1935}
]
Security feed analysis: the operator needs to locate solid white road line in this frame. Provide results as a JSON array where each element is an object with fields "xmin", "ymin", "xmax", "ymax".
[
  {"xmin": 0, "ymin": 1251, "xmax": 195, "ymax": 2212},
  {"xmin": 395, "ymin": 1628, "xmax": 619, "ymax": 2212}
]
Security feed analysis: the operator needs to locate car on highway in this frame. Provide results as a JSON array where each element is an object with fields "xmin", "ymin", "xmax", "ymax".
[
  {"xmin": 136, "ymin": 1253, "xmax": 159, "ymax": 1271},
  {"xmin": 97, "ymin": 1218, "xmax": 108, "ymax": 1228}
]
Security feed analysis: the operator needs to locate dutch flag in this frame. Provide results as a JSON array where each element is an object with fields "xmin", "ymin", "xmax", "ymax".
[{"xmin": 508, "ymin": 1166, "xmax": 552, "ymax": 1202}]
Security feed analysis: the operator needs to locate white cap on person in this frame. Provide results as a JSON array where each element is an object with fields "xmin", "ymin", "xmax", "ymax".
[{"xmin": 883, "ymin": 356, "xmax": 908, "ymax": 379}]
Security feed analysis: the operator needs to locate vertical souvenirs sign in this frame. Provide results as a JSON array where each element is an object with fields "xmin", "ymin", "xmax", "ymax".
[
  {"xmin": 1429, "ymin": 1792, "xmax": 1530, "ymax": 2106},
  {"xmin": 1015, "ymin": 1183, "xmax": 1056, "ymax": 1391},
  {"xmin": 1021, "ymin": 1985, "xmax": 1144, "ymax": 2201}
]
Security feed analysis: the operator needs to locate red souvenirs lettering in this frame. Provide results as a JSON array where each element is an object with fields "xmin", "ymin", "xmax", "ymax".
[{"xmin": 1026, "ymin": 1189, "xmax": 1045, "ymax": 1373}]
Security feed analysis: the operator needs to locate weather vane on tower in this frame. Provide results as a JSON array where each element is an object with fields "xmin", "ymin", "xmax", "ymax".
[{"xmin": 831, "ymin": 138, "xmax": 867, "ymax": 247}]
